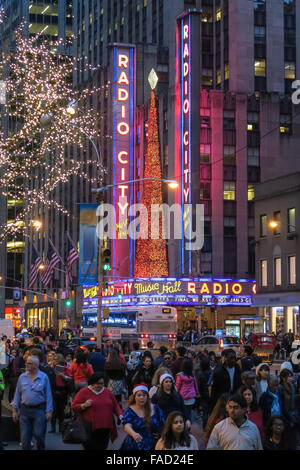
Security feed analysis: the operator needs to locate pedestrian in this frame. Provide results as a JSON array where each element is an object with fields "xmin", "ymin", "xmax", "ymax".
[
  {"xmin": 12, "ymin": 355, "xmax": 53, "ymax": 450},
  {"xmin": 277, "ymin": 368, "xmax": 300, "ymax": 429},
  {"xmin": 170, "ymin": 346, "xmax": 186, "ymax": 376},
  {"xmin": 50, "ymin": 354, "xmax": 72, "ymax": 433},
  {"xmin": 65, "ymin": 352, "xmax": 73, "ymax": 368},
  {"xmin": 206, "ymin": 394, "xmax": 263, "ymax": 450},
  {"xmin": 151, "ymin": 373, "xmax": 191, "ymax": 429},
  {"xmin": 155, "ymin": 411, "xmax": 198, "ymax": 450},
  {"xmin": 0, "ymin": 336, "xmax": 7, "ymax": 370},
  {"xmin": 258, "ymin": 375, "xmax": 282, "ymax": 427},
  {"xmin": 72, "ymin": 373, "xmax": 123, "ymax": 450},
  {"xmin": 210, "ymin": 349, "xmax": 242, "ymax": 409},
  {"xmin": 88, "ymin": 347, "xmax": 106, "ymax": 374},
  {"xmin": 121, "ymin": 383, "xmax": 165, "ymax": 450},
  {"xmin": 175, "ymin": 358, "xmax": 199, "ymax": 423},
  {"xmin": 195, "ymin": 357, "xmax": 211, "ymax": 429},
  {"xmin": 149, "ymin": 367, "xmax": 172, "ymax": 399},
  {"xmin": 254, "ymin": 363, "xmax": 270, "ymax": 402},
  {"xmin": 105, "ymin": 348, "xmax": 126, "ymax": 407},
  {"xmin": 262, "ymin": 415, "xmax": 296, "ymax": 450},
  {"xmin": 70, "ymin": 349, "xmax": 94, "ymax": 392},
  {"xmin": 126, "ymin": 351, "xmax": 142, "ymax": 396},
  {"xmin": 161, "ymin": 351, "xmax": 174, "ymax": 370},
  {"xmin": 132, "ymin": 354, "xmax": 155, "ymax": 390},
  {"xmin": 238, "ymin": 385, "xmax": 263, "ymax": 436},
  {"xmin": 204, "ymin": 393, "xmax": 229, "ymax": 447},
  {"xmin": 7, "ymin": 349, "xmax": 25, "ymax": 403},
  {"xmin": 153, "ymin": 346, "xmax": 168, "ymax": 370}
]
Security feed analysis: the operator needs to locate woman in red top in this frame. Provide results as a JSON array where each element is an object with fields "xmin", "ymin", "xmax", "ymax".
[
  {"xmin": 70, "ymin": 349, "xmax": 94, "ymax": 392},
  {"xmin": 239, "ymin": 385, "xmax": 263, "ymax": 436},
  {"xmin": 72, "ymin": 373, "xmax": 123, "ymax": 450}
]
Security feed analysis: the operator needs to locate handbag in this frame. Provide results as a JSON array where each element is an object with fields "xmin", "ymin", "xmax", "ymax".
[{"xmin": 61, "ymin": 417, "xmax": 91, "ymax": 444}]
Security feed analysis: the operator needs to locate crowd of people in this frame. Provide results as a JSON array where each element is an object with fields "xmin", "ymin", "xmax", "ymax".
[{"xmin": 0, "ymin": 330, "xmax": 300, "ymax": 451}]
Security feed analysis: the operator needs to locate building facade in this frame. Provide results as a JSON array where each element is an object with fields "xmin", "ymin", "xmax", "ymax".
[{"xmin": 254, "ymin": 173, "xmax": 300, "ymax": 336}]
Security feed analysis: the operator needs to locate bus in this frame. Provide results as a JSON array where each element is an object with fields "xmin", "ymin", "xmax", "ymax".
[{"xmin": 82, "ymin": 306, "xmax": 178, "ymax": 352}]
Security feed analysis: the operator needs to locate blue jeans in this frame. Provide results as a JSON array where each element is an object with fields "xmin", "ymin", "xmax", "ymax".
[{"xmin": 19, "ymin": 406, "xmax": 47, "ymax": 450}]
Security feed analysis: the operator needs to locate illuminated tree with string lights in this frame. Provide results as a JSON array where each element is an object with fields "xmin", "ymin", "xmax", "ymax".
[
  {"xmin": 134, "ymin": 90, "xmax": 168, "ymax": 278},
  {"xmin": 0, "ymin": 25, "xmax": 102, "ymax": 243}
]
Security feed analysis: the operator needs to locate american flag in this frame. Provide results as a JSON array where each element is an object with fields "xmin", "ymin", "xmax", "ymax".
[
  {"xmin": 66, "ymin": 238, "xmax": 79, "ymax": 285},
  {"xmin": 29, "ymin": 245, "xmax": 43, "ymax": 289},
  {"xmin": 42, "ymin": 244, "xmax": 60, "ymax": 286}
]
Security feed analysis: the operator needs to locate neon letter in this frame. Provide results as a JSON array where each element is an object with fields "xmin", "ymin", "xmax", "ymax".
[
  {"xmin": 183, "ymin": 188, "xmax": 189, "ymax": 203},
  {"xmin": 117, "ymin": 122, "xmax": 130, "ymax": 135},
  {"xmin": 118, "ymin": 71, "xmax": 129, "ymax": 85},
  {"xmin": 213, "ymin": 283, "xmax": 223, "ymax": 294},
  {"xmin": 232, "ymin": 283, "xmax": 242, "ymax": 295},
  {"xmin": 184, "ymin": 62, "xmax": 189, "ymax": 77},
  {"xmin": 184, "ymin": 43, "xmax": 189, "ymax": 59},
  {"xmin": 117, "ymin": 202, "xmax": 129, "ymax": 216},
  {"xmin": 118, "ymin": 89, "xmax": 129, "ymax": 101},
  {"xmin": 118, "ymin": 151, "xmax": 129, "ymax": 164},
  {"xmin": 118, "ymin": 54, "xmax": 129, "ymax": 69},
  {"xmin": 183, "ymin": 131, "xmax": 189, "ymax": 146},
  {"xmin": 200, "ymin": 283, "xmax": 210, "ymax": 295},
  {"xmin": 188, "ymin": 282, "xmax": 196, "ymax": 294},
  {"xmin": 118, "ymin": 186, "xmax": 129, "ymax": 197},
  {"xmin": 183, "ymin": 24, "xmax": 189, "ymax": 40},
  {"xmin": 183, "ymin": 99, "xmax": 189, "ymax": 114}
]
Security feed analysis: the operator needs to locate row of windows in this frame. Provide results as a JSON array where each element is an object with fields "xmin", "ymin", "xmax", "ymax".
[{"xmin": 260, "ymin": 256, "xmax": 296, "ymax": 287}]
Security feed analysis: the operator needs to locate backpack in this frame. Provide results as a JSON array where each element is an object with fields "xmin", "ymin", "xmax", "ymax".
[{"xmin": 241, "ymin": 356, "xmax": 254, "ymax": 372}]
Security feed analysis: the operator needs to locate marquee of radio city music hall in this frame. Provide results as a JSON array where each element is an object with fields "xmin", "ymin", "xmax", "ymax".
[{"xmin": 82, "ymin": 278, "xmax": 257, "ymax": 309}]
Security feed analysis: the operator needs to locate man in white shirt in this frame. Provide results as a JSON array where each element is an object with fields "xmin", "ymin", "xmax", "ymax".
[{"xmin": 207, "ymin": 394, "xmax": 263, "ymax": 450}]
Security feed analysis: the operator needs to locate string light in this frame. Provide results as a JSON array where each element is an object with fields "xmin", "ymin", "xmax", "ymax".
[
  {"xmin": 134, "ymin": 90, "xmax": 169, "ymax": 278},
  {"xmin": 0, "ymin": 24, "xmax": 103, "ymax": 243}
]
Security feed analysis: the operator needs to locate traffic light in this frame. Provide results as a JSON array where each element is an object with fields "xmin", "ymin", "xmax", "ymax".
[
  {"xmin": 101, "ymin": 247, "xmax": 111, "ymax": 271},
  {"xmin": 65, "ymin": 298, "xmax": 72, "ymax": 307}
]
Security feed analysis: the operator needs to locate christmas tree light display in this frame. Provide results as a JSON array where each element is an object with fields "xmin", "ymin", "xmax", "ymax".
[
  {"xmin": 134, "ymin": 90, "xmax": 168, "ymax": 278},
  {"xmin": 0, "ymin": 25, "xmax": 103, "ymax": 243}
]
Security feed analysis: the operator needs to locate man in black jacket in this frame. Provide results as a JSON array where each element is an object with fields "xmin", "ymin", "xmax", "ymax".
[{"xmin": 210, "ymin": 349, "xmax": 242, "ymax": 410}]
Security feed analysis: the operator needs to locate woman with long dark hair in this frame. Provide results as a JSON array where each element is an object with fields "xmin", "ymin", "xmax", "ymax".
[
  {"xmin": 105, "ymin": 348, "xmax": 126, "ymax": 407},
  {"xmin": 151, "ymin": 373, "xmax": 191, "ymax": 429},
  {"xmin": 155, "ymin": 411, "xmax": 198, "ymax": 450},
  {"xmin": 204, "ymin": 393, "xmax": 229, "ymax": 447},
  {"xmin": 175, "ymin": 358, "xmax": 199, "ymax": 423},
  {"xmin": 238, "ymin": 385, "xmax": 263, "ymax": 436},
  {"xmin": 121, "ymin": 383, "xmax": 165, "ymax": 450},
  {"xmin": 263, "ymin": 415, "xmax": 296, "ymax": 450}
]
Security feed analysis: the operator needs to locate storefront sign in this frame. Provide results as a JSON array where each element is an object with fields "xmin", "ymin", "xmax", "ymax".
[{"xmin": 82, "ymin": 278, "xmax": 256, "ymax": 308}]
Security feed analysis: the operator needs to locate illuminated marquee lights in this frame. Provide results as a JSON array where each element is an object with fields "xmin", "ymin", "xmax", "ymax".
[{"xmin": 112, "ymin": 45, "xmax": 136, "ymax": 277}]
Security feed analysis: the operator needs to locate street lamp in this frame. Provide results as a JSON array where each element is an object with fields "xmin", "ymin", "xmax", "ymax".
[
  {"xmin": 91, "ymin": 178, "xmax": 179, "ymax": 193},
  {"xmin": 269, "ymin": 220, "xmax": 279, "ymax": 230}
]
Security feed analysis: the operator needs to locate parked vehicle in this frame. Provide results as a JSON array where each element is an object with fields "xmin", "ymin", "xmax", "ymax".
[
  {"xmin": 249, "ymin": 333, "xmax": 276, "ymax": 363},
  {"xmin": 193, "ymin": 335, "xmax": 243, "ymax": 357},
  {"xmin": 62, "ymin": 336, "xmax": 97, "ymax": 353}
]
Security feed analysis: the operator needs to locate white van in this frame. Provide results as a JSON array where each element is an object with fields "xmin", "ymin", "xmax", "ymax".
[{"xmin": 0, "ymin": 318, "xmax": 15, "ymax": 340}]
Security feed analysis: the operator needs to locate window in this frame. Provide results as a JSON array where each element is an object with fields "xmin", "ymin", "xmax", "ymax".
[
  {"xmin": 260, "ymin": 214, "xmax": 267, "ymax": 237},
  {"xmin": 224, "ymin": 182, "xmax": 236, "ymax": 200},
  {"xmin": 248, "ymin": 184, "xmax": 255, "ymax": 201},
  {"xmin": 280, "ymin": 114, "xmax": 292, "ymax": 135},
  {"xmin": 254, "ymin": 25, "xmax": 266, "ymax": 43},
  {"xmin": 224, "ymin": 217, "xmax": 236, "ymax": 236},
  {"xmin": 285, "ymin": 62, "xmax": 296, "ymax": 79},
  {"xmin": 200, "ymin": 144, "xmax": 211, "ymax": 163},
  {"xmin": 288, "ymin": 208, "xmax": 296, "ymax": 233},
  {"xmin": 274, "ymin": 258, "xmax": 282, "ymax": 286},
  {"xmin": 261, "ymin": 260, "xmax": 268, "ymax": 287},
  {"xmin": 254, "ymin": 0, "xmax": 266, "ymax": 10},
  {"xmin": 273, "ymin": 211, "xmax": 281, "ymax": 235},
  {"xmin": 224, "ymin": 146, "xmax": 235, "ymax": 165},
  {"xmin": 200, "ymin": 182, "xmax": 211, "ymax": 200},
  {"xmin": 288, "ymin": 256, "xmax": 296, "ymax": 285},
  {"xmin": 248, "ymin": 147, "xmax": 260, "ymax": 167},
  {"xmin": 248, "ymin": 112, "xmax": 259, "ymax": 131},
  {"xmin": 255, "ymin": 59, "xmax": 266, "ymax": 77}
]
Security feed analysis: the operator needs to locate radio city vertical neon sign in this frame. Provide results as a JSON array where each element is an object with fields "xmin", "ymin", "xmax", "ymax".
[
  {"xmin": 112, "ymin": 45, "xmax": 136, "ymax": 278},
  {"xmin": 181, "ymin": 15, "xmax": 192, "ymax": 273}
]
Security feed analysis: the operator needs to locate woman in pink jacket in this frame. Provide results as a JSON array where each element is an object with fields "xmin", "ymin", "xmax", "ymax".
[{"xmin": 175, "ymin": 358, "xmax": 199, "ymax": 423}]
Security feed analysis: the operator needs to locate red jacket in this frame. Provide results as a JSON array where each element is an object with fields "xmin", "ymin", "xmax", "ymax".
[
  {"xmin": 70, "ymin": 362, "xmax": 94, "ymax": 383},
  {"xmin": 72, "ymin": 386, "xmax": 122, "ymax": 442},
  {"xmin": 246, "ymin": 408, "xmax": 264, "ymax": 436}
]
